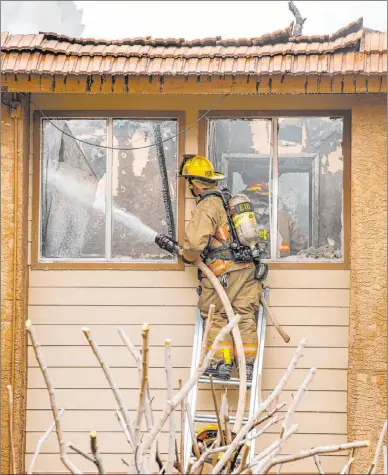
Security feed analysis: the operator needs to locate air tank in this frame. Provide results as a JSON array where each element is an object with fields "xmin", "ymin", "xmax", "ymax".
[{"xmin": 228, "ymin": 194, "xmax": 261, "ymax": 248}]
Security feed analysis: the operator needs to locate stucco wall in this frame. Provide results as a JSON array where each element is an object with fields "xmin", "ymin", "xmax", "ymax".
[
  {"xmin": 348, "ymin": 102, "xmax": 387, "ymax": 473},
  {"xmin": 1, "ymin": 93, "xmax": 30, "ymax": 474}
]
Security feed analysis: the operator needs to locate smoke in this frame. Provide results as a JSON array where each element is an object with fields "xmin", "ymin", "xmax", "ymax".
[{"xmin": 1, "ymin": 1, "xmax": 84, "ymax": 37}]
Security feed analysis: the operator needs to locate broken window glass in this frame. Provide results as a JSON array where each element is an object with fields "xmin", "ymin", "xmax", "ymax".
[
  {"xmin": 40, "ymin": 117, "xmax": 179, "ymax": 263},
  {"xmin": 207, "ymin": 116, "xmax": 345, "ymax": 262},
  {"xmin": 111, "ymin": 119, "xmax": 178, "ymax": 261},
  {"xmin": 277, "ymin": 117, "xmax": 344, "ymax": 261},
  {"xmin": 41, "ymin": 119, "xmax": 107, "ymax": 259}
]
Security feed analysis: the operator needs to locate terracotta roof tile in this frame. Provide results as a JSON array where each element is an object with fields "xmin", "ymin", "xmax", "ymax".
[{"xmin": 1, "ymin": 19, "xmax": 386, "ymax": 77}]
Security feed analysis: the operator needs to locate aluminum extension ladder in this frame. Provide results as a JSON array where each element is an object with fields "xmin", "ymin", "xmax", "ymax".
[{"xmin": 183, "ymin": 287, "xmax": 270, "ymax": 470}]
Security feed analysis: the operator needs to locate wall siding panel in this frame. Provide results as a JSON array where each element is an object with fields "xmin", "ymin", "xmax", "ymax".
[{"xmin": 26, "ymin": 94, "xmax": 351, "ymax": 474}]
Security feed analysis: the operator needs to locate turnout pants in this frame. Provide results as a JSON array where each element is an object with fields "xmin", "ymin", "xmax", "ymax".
[{"xmin": 198, "ymin": 265, "xmax": 262, "ymax": 364}]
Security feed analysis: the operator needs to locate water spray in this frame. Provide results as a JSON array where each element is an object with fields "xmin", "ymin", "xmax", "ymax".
[{"xmin": 47, "ymin": 171, "xmax": 158, "ymax": 241}]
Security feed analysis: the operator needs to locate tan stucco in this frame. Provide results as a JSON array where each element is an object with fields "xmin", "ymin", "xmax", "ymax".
[
  {"xmin": 1, "ymin": 93, "xmax": 30, "ymax": 475},
  {"xmin": 348, "ymin": 102, "xmax": 387, "ymax": 473}
]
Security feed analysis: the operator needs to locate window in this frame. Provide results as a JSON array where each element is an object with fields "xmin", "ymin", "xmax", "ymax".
[
  {"xmin": 36, "ymin": 113, "xmax": 183, "ymax": 266},
  {"xmin": 206, "ymin": 114, "xmax": 348, "ymax": 264}
]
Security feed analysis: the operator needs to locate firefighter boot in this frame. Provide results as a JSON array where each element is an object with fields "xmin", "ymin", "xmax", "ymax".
[
  {"xmin": 237, "ymin": 363, "xmax": 255, "ymax": 381},
  {"xmin": 246, "ymin": 362, "xmax": 254, "ymax": 381},
  {"xmin": 204, "ymin": 362, "xmax": 232, "ymax": 380}
]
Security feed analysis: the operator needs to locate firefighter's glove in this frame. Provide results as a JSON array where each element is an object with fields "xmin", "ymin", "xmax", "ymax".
[{"xmin": 155, "ymin": 234, "xmax": 182, "ymax": 255}]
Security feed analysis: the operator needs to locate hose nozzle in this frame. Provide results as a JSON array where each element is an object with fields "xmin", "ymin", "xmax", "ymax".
[{"xmin": 155, "ymin": 233, "xmax": 182, "ymax": 255}]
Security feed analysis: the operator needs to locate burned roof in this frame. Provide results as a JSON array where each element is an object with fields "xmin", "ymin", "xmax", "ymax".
[{"xmin": 1, "ymin": 18, "xmax": 386, "ymax": 76}]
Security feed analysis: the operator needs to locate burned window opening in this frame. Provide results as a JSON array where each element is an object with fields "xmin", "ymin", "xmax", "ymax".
[
  {"xmin": 39, "ymin": 117, "xmax": 179, "ymax": 263},
  {"xmin": 207, "ymin": 117, "xmax": 345, "ymax": 263}
]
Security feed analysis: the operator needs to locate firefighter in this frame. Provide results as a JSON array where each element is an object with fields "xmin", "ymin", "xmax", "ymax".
[
  {"xmin": 178, "ymin": 155, "xmax": 262, "ymax": 381},
  {"xmin": 244, "ymin": 182, "xmax": 307, "ymax": 258}
]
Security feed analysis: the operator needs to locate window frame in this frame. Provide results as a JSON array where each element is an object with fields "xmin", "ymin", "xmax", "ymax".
[
  {"xmin": 32, "ymin": 110, "xmax": 186, "ymax": 270},
  {"xmin": 199, "ymin": 109, "xmax": 351, "ymax": 270}
]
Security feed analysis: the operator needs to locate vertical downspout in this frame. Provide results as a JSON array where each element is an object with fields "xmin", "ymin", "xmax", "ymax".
[{"xmin": 10, "ymin": 98, "xmax": 20, "ymax": 473}]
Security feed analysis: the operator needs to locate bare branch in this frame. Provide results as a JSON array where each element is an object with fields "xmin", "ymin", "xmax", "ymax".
[
  {"xmin": 247, "ymin": 415, "xmax": 285, "ymax": 443},
  {"xmin": 27, "ymin": 320, "xmax": 83, "ymax": 474},
  {"xmin": 250, "ymin": 424, "xmax": 298, "ymax": 470},
  {"xmin": 252, "ymin": 403, "xmax": 286, "ymax": 430},
  {"xmin": 210, "ymin": 375, "xmax": 226, "ymax": 447},
  {"xmin": 314, "ymin": 454, "xmax": 325, "ymax": 474},
  {"xmin": 233, "ymin": 444, "xmax": 250, "ymax": 475},
  {"xmin": 139, "ymin": 312, "xmax": 242, "ymax": 459},
  {"xmin": 175, "ymin": 439, "xmax": 183, "ymax": 474},
  {"xmin": 7, "ymin": 385, "xmax": 15, "ymax": 475},
  {"xmin": 165, "ymin": 339, "xmax": 176, "ymax": 474},
  {"xmin": 281, "ymin": 368, "xmax": 317, "ymax": 437},
  {"xmin": 27, "ymin": 408, "xmax": 65, "ymax": 474},
  {"xmin": 115, "ymin": 410, "xmax": 133, "ymax": 450},
  {"xmin": 119, "ymin": 328, "xmax": 154, "ymax": 432},
  {"xmin": 135, "ymin": 324, "xmax": 150, "ymax": 443},
  {"xmin": 368, "ymin": 419, "xmax": 387, "ymax": 474},
  {"xmin": 90, "ymin": 432, "xmax": 106, "ymax": 475},
  {"xmin": 224, "ymin": 397, "xmax": 233, "ymax": 473},
  {"xmin": 134, "ymin": 323, "xmax": 150, "ymax": 473},
  {"xmin": 212, "ymin": 338, "xmax": 307, "ymax": 474},
  {"xmin": 260, "ymin": 440, "xmax": 370, "ymax": 474},
  {"xmin": 82, "ymin": 327, "xmax": 135, "ymax": 450},
  {"xmin": 118, "ymin": 328, "xmax": 141, "ymax": 366},
  {"xmin": 288, "ymin": 1, "xmax": 306, "ymax": 36},
  {"xmin": 68, "ymin": 443, "xmax": 95, "ymax": 463},
  {"xmin": 340, "ymin": 456, "xmax": 353, "ymax": 475},
  {"xmin": 340, "ymin": 447, "xmax": 354, "ymax": 475},
  {"xmin": 186, "ymin": 400, "xmax": 201, "ymax": 460}
]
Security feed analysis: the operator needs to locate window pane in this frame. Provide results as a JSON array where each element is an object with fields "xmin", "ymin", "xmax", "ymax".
[
  {"xmin": 111, "ymin": 119, "xmax": 178, "ymax": 261},
  {"xmin": 207, "ymin": 118, "xmax": 273, "ymax": 259},
  {"xmin": 277, "ymin": 117, "xmax": 344, "ymax": 261},
  {"xmin": 40, "ymin": 119, "xmax": 107, "ymax": 259}
]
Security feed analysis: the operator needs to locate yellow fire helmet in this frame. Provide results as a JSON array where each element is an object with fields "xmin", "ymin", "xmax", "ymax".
[
  {"xmin": 179, "ymin": 154, "xmax": 225, "ymax": 181},
  {"xmin": 196, "ymin": 424, "xmax": 218, "ymax": 449},
  {"xmin": 194, "ymin": 425, "xmax": 240, "ymax": 463}
]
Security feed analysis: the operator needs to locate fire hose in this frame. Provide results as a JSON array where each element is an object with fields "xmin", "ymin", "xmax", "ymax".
[
  {"xmin": 155, "ymin": 233, "xmax": 291, "ymax": 433},
  {"xmin": 154, "ymin": 234, "xmax": 247, "ymax": 433}
]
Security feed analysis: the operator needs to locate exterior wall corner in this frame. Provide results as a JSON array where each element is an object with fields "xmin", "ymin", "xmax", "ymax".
[{"xmin": 1, "ymin": 92, "xmax": 30, "ymax": 474}]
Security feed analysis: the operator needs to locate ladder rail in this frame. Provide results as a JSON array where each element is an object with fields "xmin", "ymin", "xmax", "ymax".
[
  {"xmin": 183, "ymin": 288, "xmax": 270, "ymax": 471},
  {"xmin": 184, "ymin": 310, "xmax": 204, "ymax": 470},
  {"xmin": 248, "ymin": 286, "xmax": 269, "ymax": 462}
]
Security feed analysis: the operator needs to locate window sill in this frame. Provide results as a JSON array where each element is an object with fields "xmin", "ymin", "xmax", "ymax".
[
  {"xmin": 31, "ymin": 260, "xmax": 185, "ymax": 271},
  {"xmin": 267, "ymin": 261, "xmax": 349, "ymax": 270}
]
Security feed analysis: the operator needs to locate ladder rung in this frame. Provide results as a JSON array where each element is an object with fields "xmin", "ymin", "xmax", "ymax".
[
  {"xmin": 199, "ymin": 376, "xmax": 252, "ymax": 388},
  {"xmin": 194, "ymin": 413, "xmax": 249, "ymax": 424}
]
